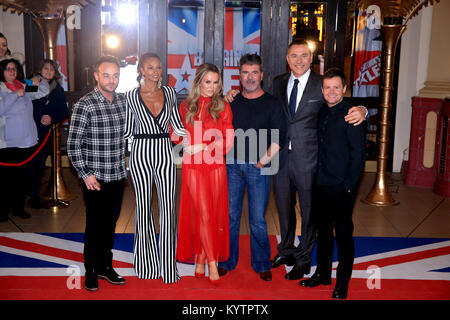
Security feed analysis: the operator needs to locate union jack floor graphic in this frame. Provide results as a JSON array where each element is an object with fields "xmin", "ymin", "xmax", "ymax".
[{"xmin": 0, "ymin": 233, "xmax": 449, "ymax": 301}]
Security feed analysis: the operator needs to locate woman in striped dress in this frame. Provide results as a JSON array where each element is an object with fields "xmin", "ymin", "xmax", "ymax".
[{"xmin": 125, "ymin": 53, "xmax": 185, "ymax": 283}]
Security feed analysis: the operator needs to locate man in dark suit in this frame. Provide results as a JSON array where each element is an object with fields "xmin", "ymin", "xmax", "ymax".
[
  {"xmin": 299, "ymin": 68, "xmax": 366, "ymax": 299},
  {"xmin": 270, "ymin": 38, "xmax": 366, "ymax": 281}
]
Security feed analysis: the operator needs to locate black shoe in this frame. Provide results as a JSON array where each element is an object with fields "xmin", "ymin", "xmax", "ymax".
[
  {"xmin": 259, "ymin": 271, "xmax": 272, "ymax": 281},
  {"xmin": 285, "ymin": 264, "xmax": 311, "ymax": 280},
  {"xmin": 332, "ymin": 285, "xmax": 348, "ymax": 299},
  {"xmin": 97, "ymin": 267, "xmax": 126, "ymax": 285},
  {"xmin": 12, "ymin": 210, "xmax": 31, "ymax": 219},
  {"xmin": 271, "ymin": 254, "xmax": 295, "ymax": 268},
  {"xmin": 84, "ymin": 272, "xmax": 99, "ymax": 291},
  {"xmin": 218, "ymin": 267, "xmax": 228, "ymax": 277},
  {"xmin": 299, "ymin": 272, "xmax": 331, "ymax": 287}
]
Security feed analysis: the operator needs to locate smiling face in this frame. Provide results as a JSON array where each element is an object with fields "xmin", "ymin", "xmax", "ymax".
[
  {"xmin": 140, "ymin": 57, "xmax": 162, "ymax": 84},
  {"xmin": 3, "ymin": 61, "xmax": 17, "ymax": 83},
  {"xmin": 322, "ymin": 76, "xmax": 347, "ymax": 107},
  {"xmin": 240, "ymin": 63, "xmax": 263, "ymax": 94},
  {"xmin": 199, "ymin": 71, "xmax": 220, "ymax": 97},
  {"xmin": 41, "ymin": 62, "xmax": 56, "ymax": 81},
  {"xmin": 286, "ymin": 44, "xmax": 313, "ymax": 78}
]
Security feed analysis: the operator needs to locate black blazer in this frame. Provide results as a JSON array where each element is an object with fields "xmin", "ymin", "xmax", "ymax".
[{"xmin": 273, "ymin": 71, "xmax": 324, "ymax": 189}]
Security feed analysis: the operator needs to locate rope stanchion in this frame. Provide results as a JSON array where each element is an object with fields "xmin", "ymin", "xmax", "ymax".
[
  {"xmin": 0, "ymin": 128, "xmax": 52, "ymax": 167},
  {"xmin": 43, "ymin": 122, "xmax": 70, "ymax": 209}
]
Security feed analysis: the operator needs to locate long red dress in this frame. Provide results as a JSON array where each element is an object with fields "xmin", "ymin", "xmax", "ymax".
[{"xmin": 175, "ymin": 95, "xmax": 234, "ymax": 265}]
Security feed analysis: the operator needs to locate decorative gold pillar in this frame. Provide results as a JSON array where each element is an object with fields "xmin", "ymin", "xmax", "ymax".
[
  {"xmin": 34, "ymin": 15, "xmax": 72, "ymax": 208},
  {"xmin": 362, "ymin": 24, "xmax": 406, "ymax": 206},
  {"xmin": 32, "ymin": 16, "xmax": 62, "ymax": 61}
]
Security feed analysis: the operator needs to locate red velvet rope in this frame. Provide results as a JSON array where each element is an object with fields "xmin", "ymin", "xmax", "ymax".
[{"xmin": 0, "ymin": 128, "xmax": 52, "ymax": 167}]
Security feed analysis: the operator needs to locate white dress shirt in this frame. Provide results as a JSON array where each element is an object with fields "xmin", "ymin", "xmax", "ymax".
[
  {"xmin": 287, "ymin": 69, "xmax": 311, "ymax": 114},
  {"xmin": 287, "ymin": 69, "xmax": 311, "ymax": 149}
]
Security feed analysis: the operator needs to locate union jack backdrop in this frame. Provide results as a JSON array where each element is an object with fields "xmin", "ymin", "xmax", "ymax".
[{"xmin": 167, "ymin": 4, "xmax": 260, "ymax": 95}]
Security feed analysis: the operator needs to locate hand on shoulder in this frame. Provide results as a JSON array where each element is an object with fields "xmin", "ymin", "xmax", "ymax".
[
  {"xmin": 345, "ymin": 105, "xmax": 366, "ymax": 126},
  {"xmin": 224, "ymin": 89, "xmax": 239, "ymax": 103}
]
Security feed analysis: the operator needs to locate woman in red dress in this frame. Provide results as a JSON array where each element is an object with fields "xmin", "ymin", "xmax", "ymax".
[{"xmin": 175, "ymin": 63, "xmax": 234, "ymax": 283}]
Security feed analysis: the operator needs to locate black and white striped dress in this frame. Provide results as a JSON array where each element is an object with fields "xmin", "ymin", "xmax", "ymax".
[{"xmin": 125, "ymin": 86, "xmax": 185, "ymax": 283}]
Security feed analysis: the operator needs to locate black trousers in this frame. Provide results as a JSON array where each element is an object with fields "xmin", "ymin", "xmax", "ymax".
[
  {"xmin": 82, "ymin": 178, "xmax": 125, "ymax": 274},
  {"xmin": 0, "ymin": 146, "xmax": 35, "ymax": 218},
  {"xmin": 313, "ymin": 184, "xmax": 357, "ymax": 288}
]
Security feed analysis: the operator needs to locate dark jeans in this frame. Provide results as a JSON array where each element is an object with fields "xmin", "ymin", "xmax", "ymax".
[
  {"xmin": 219, "ymin": 162, "xmax": 272, "ymax": 273},
  {"xmin": 82, "ymin": 178, "xmax": 125, "ymax": 274},
  {"xmin": 313, "ymin": 184, "xmax": 357, "ymax": 288},
  {"xmin": 0, "ymin": 146, "xmax": 35, "ymax": 218}
]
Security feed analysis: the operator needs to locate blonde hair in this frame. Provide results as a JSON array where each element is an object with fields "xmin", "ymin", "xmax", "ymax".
[{"xmin": 184, "ymin": 63, "xmax": 224, "ymax": 125}]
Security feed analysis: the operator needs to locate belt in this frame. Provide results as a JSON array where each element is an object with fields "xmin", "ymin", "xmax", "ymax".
[{"xmin": 133, "ymin": 133, "xmax": 170, "ymax": 139}]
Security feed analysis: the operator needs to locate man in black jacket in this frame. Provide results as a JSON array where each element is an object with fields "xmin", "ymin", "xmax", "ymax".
[{"xmin": 299, "ymin": 68, "xmax": 366, "ymax": 300}]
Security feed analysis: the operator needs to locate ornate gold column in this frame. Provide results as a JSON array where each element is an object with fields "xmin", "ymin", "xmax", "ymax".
[
  {"xmin": 34, "ymin": 15, "xmax": 72, "ymax": 208},
  {"xmin": 358, "ymin": 0, "xmax": 440, "ymax": 206},
  {"xmin": 362, "ymin": 25, "xmax": 406, "ymax": 206},
  {"xmin": 32, "ymin": 16, "xmax": 62, "ymax": 61}
]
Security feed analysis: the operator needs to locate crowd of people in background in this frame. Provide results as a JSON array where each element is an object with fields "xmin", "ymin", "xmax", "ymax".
[
  {"xmin": 0, "ymin": 30, "xmax": 368, "ymax": 299},
  {"xmin": 0, "ymin": 32, "xmax": 66, "ymax": 222}
]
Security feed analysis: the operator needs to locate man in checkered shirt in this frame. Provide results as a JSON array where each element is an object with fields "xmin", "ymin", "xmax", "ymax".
[{"xmin": 67, "ymin": 55, "xmax": 127, "ymax": 292}]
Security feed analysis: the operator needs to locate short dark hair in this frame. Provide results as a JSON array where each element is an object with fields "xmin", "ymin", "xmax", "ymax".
[
  {"xmin": 239, "ymin": 53, "xmax": 263, "ymax": 72},
  {"xmin": 322, "ymin": 68, "xmax": 346, "ymax": 87},
  {"xmin": 288, "ymin": 38, "xmax": 309, "ymax": 50},
  {"xmin": 0, "ymin": 58, "xmax": 25, "ymax": 83},
  {"xmin": 93, "ymin": 55, "xmax": 120, "ymax": 73}
]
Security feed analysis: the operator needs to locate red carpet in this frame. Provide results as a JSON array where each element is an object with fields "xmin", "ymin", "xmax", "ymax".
[{"xmin": 0, "ymin": 233, "xmax": 449, "ymax": 300}]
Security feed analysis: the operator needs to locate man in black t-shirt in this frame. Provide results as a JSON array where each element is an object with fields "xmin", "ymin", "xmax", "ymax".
[{"xmin": 218, "ymin": 54, "xmax": 286, "ymax": 281}]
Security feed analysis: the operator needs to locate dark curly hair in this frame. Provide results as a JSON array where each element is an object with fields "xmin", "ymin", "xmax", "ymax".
[{"xmin": 0, "ymin": 58, "xmax": 25, "ymax": 83}]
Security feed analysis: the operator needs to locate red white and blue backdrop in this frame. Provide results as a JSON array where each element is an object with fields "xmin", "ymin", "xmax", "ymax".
[{"xmin": 167, "ymin": 4, "xmax": 260, "ymax": 95}]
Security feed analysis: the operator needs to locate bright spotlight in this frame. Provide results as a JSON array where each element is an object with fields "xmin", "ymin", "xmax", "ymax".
[
  {"xmin": 106, "ymin": 35, "xmax": 120, "ymax": 49},
  {"xmin": 117, "ymin": 3, "xmax": 137, "ymax": 25},
  {"xmin": 307, "ymin": 41, "xmax": 316, "ymax": 53}
]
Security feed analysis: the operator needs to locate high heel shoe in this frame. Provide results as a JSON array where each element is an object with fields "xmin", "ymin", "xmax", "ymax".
[
  {"xmin": 209, "ymin": 277, "xmax": 220, "ymax": 286},
  {"xmin": 194, "ymin": 272, "xmax": 205, "ymax": 279}
]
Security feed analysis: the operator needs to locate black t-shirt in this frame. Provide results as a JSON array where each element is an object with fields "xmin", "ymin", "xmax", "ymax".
[{"xmin": 227, "ymin": 92, "xmax": 286, "ymax": 164}]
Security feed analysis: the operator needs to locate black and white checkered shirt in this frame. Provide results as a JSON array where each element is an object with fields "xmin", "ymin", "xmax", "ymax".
[{"xmin": 67, "ymin": 87, "xmax": 127, "ymax": 182}]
